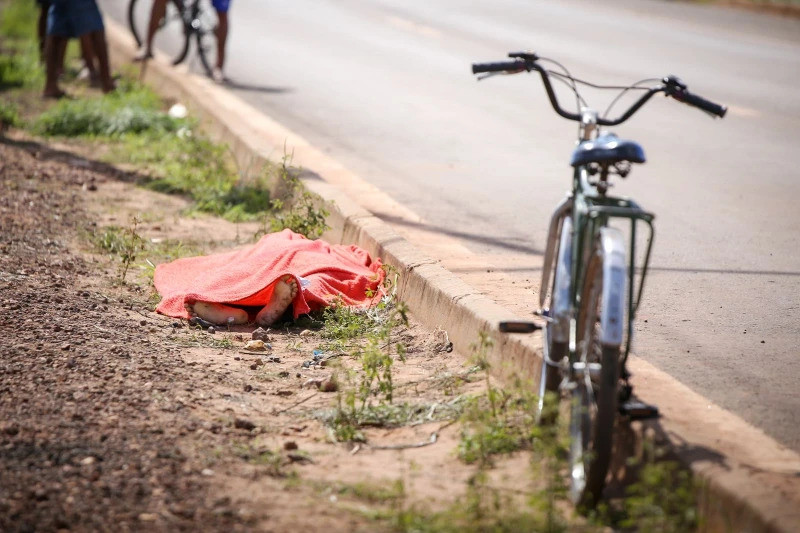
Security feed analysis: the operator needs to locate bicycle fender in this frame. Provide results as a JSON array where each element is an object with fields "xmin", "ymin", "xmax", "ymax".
[
  {"xmin": 540, "ymin": 197, "xmax": 573, "ymax": 310},
  {"xmin": 551, "ymin": 216, "xmax": 573, "ymax": 344},
  {"xmin": 599, "ymin": 227, "xmax": 627, "ymax": 347}
]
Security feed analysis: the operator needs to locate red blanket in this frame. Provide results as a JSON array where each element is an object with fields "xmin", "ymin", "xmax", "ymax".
[{"xmin": 154, "ymin": 229, "xmax": 385, "ymax": 320}]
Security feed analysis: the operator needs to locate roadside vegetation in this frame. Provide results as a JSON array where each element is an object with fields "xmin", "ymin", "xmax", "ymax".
[
  {"xmin": 307, "ymin": 288, "xmax": 699, "ymax": 532},
  {"xmin": 0, "ymin": 0, "xmax": 327, "ymax": 229},
  {"xmin": 1, "ymin": 0, "xmax": 699, "ymax": 530}
]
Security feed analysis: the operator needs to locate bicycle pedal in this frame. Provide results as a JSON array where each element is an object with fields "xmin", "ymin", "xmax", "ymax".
[
  {"xmin": 498, "ymin": 321, "xmax": 541, "ymax": 333},
  {"xmin": 619, "ymin": 400, "xmax": 659, "ymax": 420}
]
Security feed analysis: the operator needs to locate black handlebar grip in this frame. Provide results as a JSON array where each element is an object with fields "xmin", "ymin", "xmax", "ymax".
[
  {"xmin": 472, "ymin": 60, "xmax": 526, "ymax": 74},
  {"xmin": 677, "ymin": 90, "xmax": 727, "ymax": 118}
]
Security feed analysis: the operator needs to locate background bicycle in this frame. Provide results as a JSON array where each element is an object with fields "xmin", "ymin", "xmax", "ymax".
[{"xmin": 127, "ymin": 0, "xmax": 218, "ymax": 78}]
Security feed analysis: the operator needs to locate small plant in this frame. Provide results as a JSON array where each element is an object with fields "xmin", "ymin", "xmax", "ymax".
[
  {"xmin": 258, "ymin": 152, "xmax": 329, "ymax": 239},
  {"xmin": 375, "ymin": 470, "xmax": 565, "ymax": 533},
  {"xmin": 318, "ymin": 272, "xmax": 414, "ymax": 442},
  {"xmin": 333, "ymin": 479, "xmax": 406, "ymax": 506},
  {"xmin": 1, "ymin": 0, "xmax": 44, "ymax": 85},
  {"xmin": 0, "ymin": 0, "xmax": 39, "ymax": 40},
  {"xmin": 0, "ymin": 100, "xmax": 19, "ymax": 130},
  {"xmin": 34, "ymin": 87, "xmax": 184, "ymax": 137},
  {"xmin": 231, "ymin": 441, "xmax": 291, "ymax": 478},
  {"xmin": 616, "ymin": 447, "xmax": 698, "ymax": 533},
  {"xmin": 90, "ymin": 217, "xmax": 147, "ymax": 282}
]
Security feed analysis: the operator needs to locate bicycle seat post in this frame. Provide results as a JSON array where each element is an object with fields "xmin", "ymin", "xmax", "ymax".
[{"xmin": 580, "ymin": 108, "xmax": 598, "ymax": 141}]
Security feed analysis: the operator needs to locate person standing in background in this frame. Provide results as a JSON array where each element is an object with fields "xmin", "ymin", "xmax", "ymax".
[
  {"xmin": 134, "ymin": 0, "xmax": 232, "ymax": 83},
  {"xmin": 209, "ymin": 0, "xmax": 230, "ymax": 83},
  {"xmin": 42, "ymin": 0, "xmax": 115, "ymax": 97}
]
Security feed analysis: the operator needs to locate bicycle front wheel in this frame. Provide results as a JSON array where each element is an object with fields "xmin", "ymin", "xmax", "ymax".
[
  {"xmin": 128, "ymin": 0, "xmax": 191, "ymax": 65},
  {"xmin": 569, "ymin": 231, "xmax": 625, "ymax": 507},
  {"xmin": 194, "ymin": 7, "xmax": 219, "ymax": 77},
  {"xmin": 539, "ymin": 215, "xmax": 572, "ymax": 424}
]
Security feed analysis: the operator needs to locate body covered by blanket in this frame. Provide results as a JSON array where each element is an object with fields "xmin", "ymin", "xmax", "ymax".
[{"xmin": 154, "ymin": 229, "xmax": 385, "ymax": 321}]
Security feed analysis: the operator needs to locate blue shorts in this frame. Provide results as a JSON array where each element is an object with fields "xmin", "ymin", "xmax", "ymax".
[
  {"xmin": 47, "ymin": 0, "xmax": 104, "ymax": 38},
  {"xmin": 212, "ymin": 0, "xmax": 231, "ymax": 13}
]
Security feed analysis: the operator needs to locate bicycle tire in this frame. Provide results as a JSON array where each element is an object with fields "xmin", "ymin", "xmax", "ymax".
[
  {"xmin": 128, "ymin": 0, "xmax": 191, "ymax": 65},
  {"xmin": 569, "ymin": 241, "xmax": 622, "ymax": 507},
  {"xmin": 537, "ymin": 215, "xmax": 572, "ymax": 423},
  {"xmin": 127, "ymin": 0, "xmax": 144, "ymax": 47},
  {"xmin": 194, "ymin": 5, "xmax": 219, "ymax": 77}
]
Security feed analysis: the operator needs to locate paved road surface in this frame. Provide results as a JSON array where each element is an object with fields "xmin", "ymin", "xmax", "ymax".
[{"xmin": 98, "ymin": 0, "xmax": 800, "ymax": 451}]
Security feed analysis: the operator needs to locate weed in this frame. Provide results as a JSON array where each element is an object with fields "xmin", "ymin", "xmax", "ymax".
[
  {"xmin": 89, "ymin": 217, "xmax": 146, "ymax": 282},
  {"xmin": 372, "ymin": 471, "xmax": 566, "ymax": 533},
  {"xmin": 34, "ymin": 85, "xmax": 183, "ymax": 137},
  {"xmin": 317, "ymin": 278, "xmax": 417, "ymax": 442},
  {"xmin": 210, "ymin": 336, "xmax": 235, "ymax": 349},
  {"xmin": 115, "ymin": 116, "xmax": 272, "ymax": 221},
  {"xmin": 334, "ymin": 478, "xmax": 406, "ymax": 505},
  {"xmin": 611, "ymin": 446, "xmax": 698, "ymax": 532},
  {"xmin": 146, "ymin": 237, "xmax": 205, "ymax": 264},
  {"xmin": 257, "ymin": 152, "xmax": 329, "ymax": 239},
  {"xmin": 0, "ymin": 99, "xmax": 19, "ymax": 129},
  {"xmin": 318, "ymin": 401, "xmax": 461, "ymax": 440},
  {"xmin": 231, "ymin": 442, "xmax": 290, "ymax": 477},
  {"xmin": 0, "ymin": 42, "xmax": 43, "ymax": 91},
  {"xmin": 0, "ymin": 0, "xmax": 38, "ymax": 41}
]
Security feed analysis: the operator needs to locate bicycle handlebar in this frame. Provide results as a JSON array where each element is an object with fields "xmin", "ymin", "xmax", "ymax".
[
  {"xmin": 471, "ymin": 60, "xmax": 526, "ymax": 74},
  {"xmin": 663, "ymin": 76, "xmax": 727, "ymax": 118},
  {"xmin": 471, "ymin": 53, "xmax": 727, "ymax": 124}
]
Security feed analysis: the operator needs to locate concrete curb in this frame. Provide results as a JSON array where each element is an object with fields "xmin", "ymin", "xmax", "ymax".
[{"xmin": 102, "ymin": 17, "xmax": 800, "ymax": 533}]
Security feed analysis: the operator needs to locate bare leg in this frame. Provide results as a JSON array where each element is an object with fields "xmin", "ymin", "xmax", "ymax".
[
  {"xmin": 78, "ymin": 34, "xmax": 99, "ymax": 84},
  {"xmin": 135, "ymin": 0, "xmax": 167, "ymax": 60},
  {"xmin": 56, "ymin": 34, "xmax": 67, "ymax": 79},
  {"xmin": 211, "ymin": 10, "xmax": 228, "ymax": 82},
  {"xmin": 184, "ymin": 298, "xmax": 248, "ymax": 326},
  {"xmin": 255, "ymin": 275, "xmax": 299, "ymax": 327},
  {"xmin": 215, "ymin": 10, "xmax": 228, "ymax": 70},
  {"xmin": 43, "ymin": 35, "xmax": 67, "ymax": 98},
  {"xmin": 37, "ymin": 4, "xmax": 49, "ymax": 63},
  {"xmin": 87, "ymin": 30, "xmax": 115, "ymax": 93}
]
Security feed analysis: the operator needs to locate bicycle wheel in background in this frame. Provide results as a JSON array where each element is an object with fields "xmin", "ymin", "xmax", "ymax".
[
  {"xmin": 569, "ymin": 229, "xmax": 625, "ymax": 507},
  {"xmin": 128, "ymin": 0, "xmax": 192, "ymax": 65},
  {"xmin": 194, "ymin": 2, "xmax": 219, "ymax": 77}
]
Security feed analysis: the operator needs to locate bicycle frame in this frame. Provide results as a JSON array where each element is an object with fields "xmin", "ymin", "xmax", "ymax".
[{"xmin": 540, "ymin": 112, "xmax": 655, "ymax": 376}]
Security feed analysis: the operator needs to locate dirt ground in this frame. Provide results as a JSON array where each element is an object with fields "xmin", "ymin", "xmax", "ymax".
[{"xmin": 0, "ymin": 134, "xmax": 546, "ymax": 532}]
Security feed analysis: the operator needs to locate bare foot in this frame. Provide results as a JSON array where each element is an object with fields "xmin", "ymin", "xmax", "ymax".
[
  {"xmin": 101, "ymin": 78, "xmax": 116, "ymax": 94},
  {"xmin": 132, "ymin": 47, "xmax": 153, "ymax": 62},
  {"xmin": 42, "ymin": 88, "xmax": 67, "ymax": 99},
  {"xmin": 255, "ymin": 275, "xmax": 299, "ymax": 327},
  {"xmin": 184, "ymin": 298, "xmax": 248, "ymax": 326}
]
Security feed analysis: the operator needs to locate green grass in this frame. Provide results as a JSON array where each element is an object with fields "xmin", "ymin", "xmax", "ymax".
[
  {"xmin": 87, "ymin": 219, "xmax": 147, "ymax": 282},
  {"xmin": 0, "ymin": 48, "xmax": 40, "ymax": 90},
  {"xmin": 34, "ymin": 79, "xmax": 180, "ymax": 137},
  {"xmin": 334, "ymin": 479, "xmax": 406, "ymax": 505},
  {"xmin": 1, "ymin": 0, "xmax": 331, "ymax": 230},
  {"xmin": 257, "ymin": 153, "xmax": 330, "ymax": 239},
  {"xmin": 29, "ymin": 77, "xmax": 277, "ymax": 221},
  {"xmin": 367, "ymin": 471, "xmax": 566, "ymax": 533},
  {"xmin": 0, "ymin": 0, "xmax": 38, "ymax": 41},
  {"xmin": 0, "ymin": 98, "xmax": 19, "ymax": 127},
  {"xmin": 0, "ymin": 0, "xmax": 51, "ymax": 94}
]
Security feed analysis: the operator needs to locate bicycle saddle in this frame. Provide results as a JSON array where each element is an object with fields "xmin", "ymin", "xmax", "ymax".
[{"xmin": 570, "ymin": 133, "xmax": 646, "ymax": 167}]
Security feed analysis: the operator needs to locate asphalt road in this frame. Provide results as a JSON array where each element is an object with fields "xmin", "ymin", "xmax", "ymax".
[{"xmin": 98, "ymin": 0, "xmax": 800, "ymax": 452}]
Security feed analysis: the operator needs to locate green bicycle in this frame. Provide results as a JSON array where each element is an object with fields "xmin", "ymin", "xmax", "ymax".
[{"xmin": 472, "ymin": 51, "xmax": 726, "ymax": 507}]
